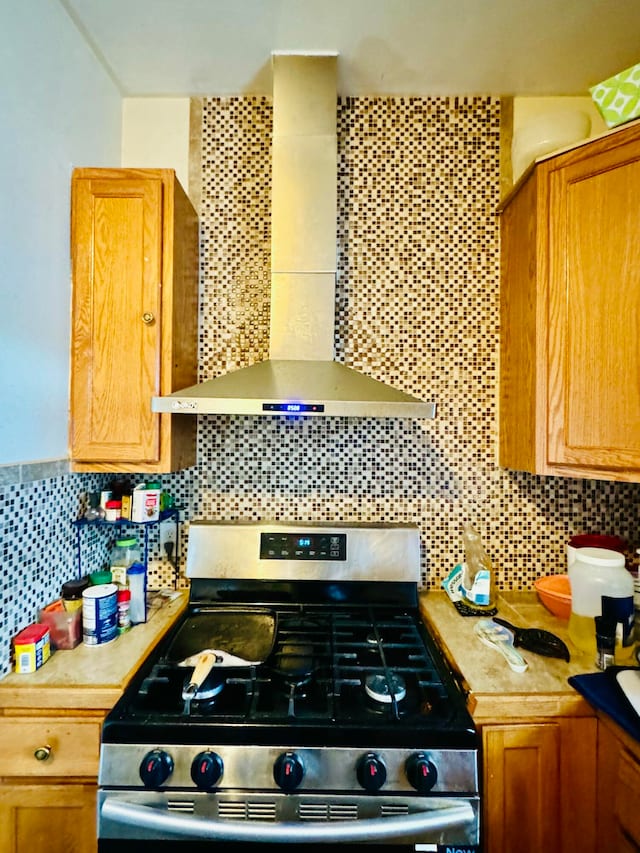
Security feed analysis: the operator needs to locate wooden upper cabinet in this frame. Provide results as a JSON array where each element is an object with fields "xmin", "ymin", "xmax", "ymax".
[
  {"xmin": 499, "ymin": 120, "xmax": 640, "ymax": 482},
  {"xmin": 70, "ymin": 168, "xmax": 198, "ymax": 473}
]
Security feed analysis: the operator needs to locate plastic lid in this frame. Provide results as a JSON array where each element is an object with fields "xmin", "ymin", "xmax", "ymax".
[
  {"xmin": 61, "ymin": 577, "xmax": 90, "ymax": 599},
  {"xmin": 574, "ymin": 547, "xmax": 626, "ymax": 567},
  {"xmin": 117, "ymin": 588, "xmax": 131, "ymax": 601},
  {"xmin": 569, "ymin": 534, "xmax": 626, "ymax": 552},
  {"xmin": 90, "ymin": 569, "xmax": 113, "ymax": 584},
  {"xmin": 115, "ymin": 537, "xmax": 138, "ymax": 548},
  {"xmin": 127, "ymin": 562, "xmax": 146, "ymax": 575}
]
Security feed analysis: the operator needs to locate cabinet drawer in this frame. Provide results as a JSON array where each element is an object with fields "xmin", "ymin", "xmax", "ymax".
[
  {"xmin": 0, "ymin": 717, "xmax": 101, "ymax": 777},
  {"xmin": 616, "ymin": 746, "xmax": 640, "ymax": 846}
]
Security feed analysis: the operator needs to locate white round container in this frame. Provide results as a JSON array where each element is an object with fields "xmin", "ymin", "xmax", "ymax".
[
  {"xmin": 511, "ymin": 109, "xmax": 591, "ymax": 181},
  {"xmin": 568, "ymin": 548, "xmax": 633, "ymax": 656},
  {"xmin": 82, "ymin": 583, "xmax": 118, "ymax": 646}
]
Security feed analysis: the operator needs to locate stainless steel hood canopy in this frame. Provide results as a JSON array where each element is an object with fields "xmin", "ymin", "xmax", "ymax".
[{"xmin": 153, "ymin": 52, "xmax": 435, "ymax": 419}]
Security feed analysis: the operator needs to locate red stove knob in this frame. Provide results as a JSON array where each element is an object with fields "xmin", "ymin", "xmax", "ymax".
[
  {"xmin": 191, "ymin": 750, "xmax": 224, "ymax": 790},
  {"xmin": 406, "ymin": 752, "xmax": 438, "ymax": 794},
  {"xmin": 139, "ymin": 749, "xmax": 174, "ymax": 788},
  {"xmin": 273, "ymin": 752, "xmax": 305, "ymax": 792},
  {"xmin": 356, "ymin": 753, "xmax": 387, "ymax": 792}
]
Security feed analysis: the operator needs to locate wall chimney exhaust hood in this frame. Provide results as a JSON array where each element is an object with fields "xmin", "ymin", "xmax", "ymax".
[{"xmin": 152, "ymin": 52, "xmax": 435, "ymax": 419}]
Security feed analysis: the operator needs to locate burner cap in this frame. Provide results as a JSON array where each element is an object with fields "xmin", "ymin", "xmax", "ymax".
[{"xmin": 364, "ymin": 672, "xmax": 407, "ymax": 704}]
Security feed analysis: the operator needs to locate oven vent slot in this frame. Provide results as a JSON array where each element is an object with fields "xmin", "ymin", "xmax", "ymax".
[
  {"xmin": 380, "ymin": 803, "xmax": 410, "ymax": 816},
  {"xmin": 299, "ymin": 802, "xmax": 358, "ymax": 821},
  {"xmin": 168, "ymin": 799, "xmax": 195, "ymax": 813},
  {"xmin": 218, "ymin": 801, "xmax": 277, "ymax": 822}
]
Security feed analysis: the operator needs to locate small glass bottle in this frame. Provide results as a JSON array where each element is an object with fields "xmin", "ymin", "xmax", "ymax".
[{"xmin": 84, "ymin": 492, "xmax": 105, "ymax": 522}]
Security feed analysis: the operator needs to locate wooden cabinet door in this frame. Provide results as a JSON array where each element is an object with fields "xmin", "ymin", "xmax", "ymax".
[
  {"xmin": 483, "ymin": 722, "xmax": 560, "ymax": 853},
  {"xmin": 0, "ymin": 782, "xmax": 96, "ymax": 853},
  {"xmin": 598, "ymin": 718, "xmax": 640, "ymax": 850},
  {"xmin": 547, "ymin": 136, "xmax": 640, "ymax": 472},
  {"xmin": 70, "ymin": 175, "xmax": 163, "ymax": 464}
]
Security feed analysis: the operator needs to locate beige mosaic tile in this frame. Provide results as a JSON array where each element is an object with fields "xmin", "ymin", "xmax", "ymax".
[{"xmin": 192, "ymin": 94, "xmax": 640, "ymax": 590}]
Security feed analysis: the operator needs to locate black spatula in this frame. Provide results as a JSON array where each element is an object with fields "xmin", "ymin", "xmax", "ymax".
[{"xmin": 493, "ymin": 617, "xmax": 571, "ymax": 662}]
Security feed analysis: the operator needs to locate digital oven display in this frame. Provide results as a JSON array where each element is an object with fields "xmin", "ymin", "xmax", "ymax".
[
  {"xmin": 259, "ymin": 532, "xmax": 347, "ymax": 561},
  {"xmin": 262, "ymin": 403, "xmax": 325, "ymax": 413}
]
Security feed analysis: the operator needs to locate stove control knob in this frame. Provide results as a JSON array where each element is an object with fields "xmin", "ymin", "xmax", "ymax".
[
  {"xmin": 406, "ymin": 752, "xmax": 438, "ymax": 794},
  {"xmin": 356, "ymin": 753, "xmax": 387, "ymax": 791},
  {"xmin": 139, "ymin": 749, "xmax": 174, "ymax": 788},
  {"xmin": 273, "ymin": 752, "xmax": 305, "ymax": 792},
  {"xmin": 191, "ymin": 750, "xmax": 224, "ymax": 790}
]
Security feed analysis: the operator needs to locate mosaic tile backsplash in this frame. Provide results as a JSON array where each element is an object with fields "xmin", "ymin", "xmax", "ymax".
[{"xmin": 2, "ymin": 94, "xmax": 640, "ymax": 676}]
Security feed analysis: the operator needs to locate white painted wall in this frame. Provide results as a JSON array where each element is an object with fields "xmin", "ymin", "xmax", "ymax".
[
  {"xmin": 121, "ymin": 98, "xmax": 191, "ymax": 195},
  {"xmin": 0, "ymin": 1, "xmax": 121, "ymax": 466}
]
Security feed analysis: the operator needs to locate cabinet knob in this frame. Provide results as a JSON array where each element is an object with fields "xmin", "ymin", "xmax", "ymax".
[
  {"xmin": 34, "ymin": 744, "xmax": 52, "ymax": 761},
  {"xmin": 142, "ymin": 312, "xmax": 155, "ymax": 325}
]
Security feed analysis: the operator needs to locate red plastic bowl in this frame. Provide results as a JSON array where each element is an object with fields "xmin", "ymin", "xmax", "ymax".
[{"xmin": 534, "ymin": 575, "xmax": 571, "ymax": 620}]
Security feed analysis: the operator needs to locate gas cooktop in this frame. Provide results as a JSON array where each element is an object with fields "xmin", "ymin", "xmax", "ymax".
[{"xmin": 103, "ymin": 602, "xmax": 475, "ymax": 749}]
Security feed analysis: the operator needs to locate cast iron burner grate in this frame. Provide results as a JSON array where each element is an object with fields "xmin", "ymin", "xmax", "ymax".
[{"xmin": 130, "ymin": 606, "xmax": 451, "ymax": 727}]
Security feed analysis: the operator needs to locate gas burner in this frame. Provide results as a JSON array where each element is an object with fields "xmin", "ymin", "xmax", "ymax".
[
  {"xmin": 272, "ymin": 642, "xmax": 315, "ymax": 680},
  {"xmin": 365, "ymin": 672, "xmax": 407, "ymax": 704}
]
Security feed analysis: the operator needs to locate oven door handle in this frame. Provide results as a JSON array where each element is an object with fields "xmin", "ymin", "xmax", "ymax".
[{"xmin": 101, "ymin": 797, "xmax": 475, "ymax": 843}]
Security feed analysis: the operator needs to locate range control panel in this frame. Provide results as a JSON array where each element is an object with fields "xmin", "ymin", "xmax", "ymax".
[{"xmin": 260, "ymin": 532, "xmax": 347, "ymax": 561}]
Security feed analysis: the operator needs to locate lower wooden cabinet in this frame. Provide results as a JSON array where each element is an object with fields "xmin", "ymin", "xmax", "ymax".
[
  {"xmin": 597, "ymin": 715, "xmax": 640, "ymax": 850},
  {"xmin": 0, "ymin": 712, "xmax": 104, "ymax": 853},
  {"xmin": 479, "ymin": 716, "xmax": 597, "ymax": 853},
  {"xmin": 0, "ymin": 782, "xmax": 97, "ymax": 853}
]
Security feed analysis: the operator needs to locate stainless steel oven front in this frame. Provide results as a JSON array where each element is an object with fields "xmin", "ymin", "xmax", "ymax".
[{"xmin": 97, "ymin": 743, "xmax": 479, "ymax": 851}]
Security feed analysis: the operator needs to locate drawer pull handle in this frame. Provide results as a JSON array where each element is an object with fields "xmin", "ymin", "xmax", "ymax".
[
  {"xmin": 142, "ymin": 312, "xmax": 155, "ymax": 325},
  {"xmin": 34, "ymin": 744, "xmax": 52, "ymax": 761}
]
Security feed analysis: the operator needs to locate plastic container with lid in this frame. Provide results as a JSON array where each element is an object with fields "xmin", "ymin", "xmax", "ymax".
[
  {"xmin": 569, "ymin": 547, "xmax": 634, "ymax": 661},
  {"xmin": 89, "ymin": 569, "xmax": 113, "ymax": 586},
  {"xmin": 127, "ymin": 562, "xmax": 147, "ymax": 624},
  {"xmin": 110, "ymin": 537, "xmax": 141, "ymax": 587},
  {"xmin": 61, "ymin": 577, "xmax": 90, "ymax": 612}
]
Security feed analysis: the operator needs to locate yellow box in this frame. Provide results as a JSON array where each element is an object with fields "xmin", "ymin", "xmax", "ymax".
[{"xmin": 14, "ymin": 624, "xmax": 51, "ymax": 673}]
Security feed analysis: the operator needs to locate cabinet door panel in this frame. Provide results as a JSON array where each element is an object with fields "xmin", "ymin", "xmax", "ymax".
[
  {"xmin": 0, "ymin": 782, "xmax": 96, "ymax": 853},
  {"xmin": 547, "ymin": 142, "xmax": 640, "ymax": 469},
  {"xmin": 616, "ymin": 746, "xmax": 640, "ymax": 847},
  {"xmin": 483, "ymin": 723, "xmax": 560, "ymax": 853},
  {"xmin": 71, "ymin": 177, "xmax": 162, "ymax": 463}
]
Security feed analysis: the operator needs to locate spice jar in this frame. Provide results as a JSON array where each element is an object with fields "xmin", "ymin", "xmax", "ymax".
[
  {"xmin": 117, "ymin": 588, "xmax": 131, "ymax": 633},
  {"xmin": 104, "ymin": 500, "xmax": 122, "ymax": 522}
]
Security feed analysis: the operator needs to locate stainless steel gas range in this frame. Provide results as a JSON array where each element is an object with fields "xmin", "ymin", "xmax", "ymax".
[{"xmin": 97, "ymin": 522, "xmax": 480, "ymax": 852}]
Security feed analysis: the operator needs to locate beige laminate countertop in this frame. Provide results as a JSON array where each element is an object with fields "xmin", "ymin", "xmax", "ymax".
[
  {"xmin": 420, "ymin": 591, "xmax": 598, "ymax": 720},
  {"xmin": 0, "ymin": 591, "xmax": 188, "ymax": 711}
]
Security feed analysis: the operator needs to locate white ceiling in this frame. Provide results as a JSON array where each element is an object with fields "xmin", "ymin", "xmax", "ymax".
[{"xmin": 59, "ymin": 0, "xmax": 640, "ymax": 98}]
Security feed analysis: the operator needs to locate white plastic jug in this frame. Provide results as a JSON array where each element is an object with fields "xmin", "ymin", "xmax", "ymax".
[{"xmin": 568, "ymin": 547, "xmax": 634, "ymax": 659}]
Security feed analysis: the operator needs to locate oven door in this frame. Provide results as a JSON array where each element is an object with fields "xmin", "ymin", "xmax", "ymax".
[{"xmin": 98, "ymin": 791, "xmax": 480, "ymax": 852}]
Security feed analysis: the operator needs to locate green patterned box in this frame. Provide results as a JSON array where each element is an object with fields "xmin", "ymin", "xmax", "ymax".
[{"xmin": 590, "ymin": 62, "xmax": 640, "ymax": 128}]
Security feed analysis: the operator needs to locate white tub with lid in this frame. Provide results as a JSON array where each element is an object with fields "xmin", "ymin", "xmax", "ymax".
[{"xmin": 568, "ymin": 547, "xmax": 634, "ymax": 657}]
